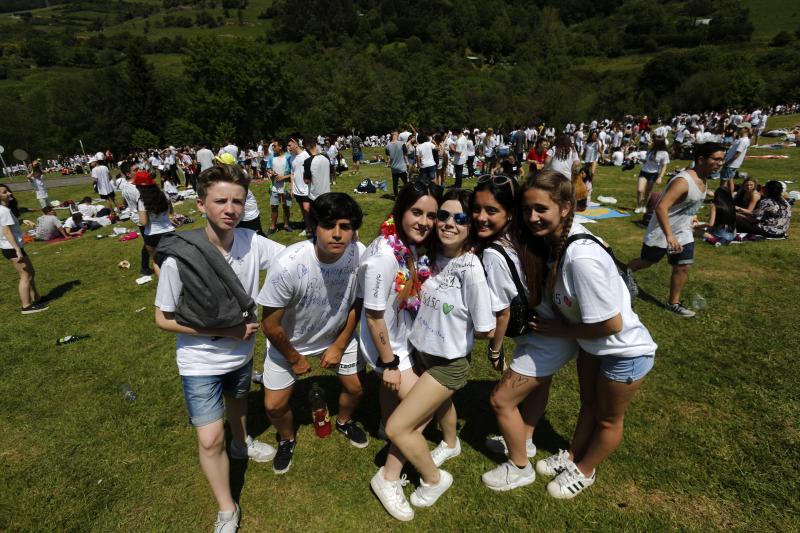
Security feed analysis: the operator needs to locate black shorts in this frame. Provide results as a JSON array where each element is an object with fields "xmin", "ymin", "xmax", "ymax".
[
  {"xmin": 293, "ymin": 195, "xmax": 310, "ymax": 205},
  {"xmin": 2, "ymin": 247, "xmax": 27, "ymax": 259},
  {"xmin": 100, "ymin": 192, "xmax": 116, "ymax": 200},
  {"xmin": 640, "ymin": 242, "xmax": 694, "ymax": 266},
  {"xmin": 237, "ymin": 216, "xmax": 263, "ymax": 233},
  {"xmin": 639, "ymin": 170, "xmax": 659, "ymax": 182},
  {"xmin": 143, "ymin": 232, "xmax": 169, "ymax": 248}
]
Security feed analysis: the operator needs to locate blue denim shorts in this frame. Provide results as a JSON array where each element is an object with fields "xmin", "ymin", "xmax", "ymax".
[
  {"xmin": 596, "ymin": 354, "xmax": 654, "ymax": 384},
  {"xmin": 181, "ymin": 359, "xmax": 253, "ymax": 427}
]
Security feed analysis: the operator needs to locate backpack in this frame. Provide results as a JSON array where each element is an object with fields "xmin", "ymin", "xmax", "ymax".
[
  {"xmin": 560, "ymin": 234, "xmax": 639, "ymax": 299},
  {"xmin": 303, "ymin": 153, "xmax": 330, "ymax": 183},
  {"xmin": 486, "ymin": 243, "xmax": 531, "ymax": 338}
]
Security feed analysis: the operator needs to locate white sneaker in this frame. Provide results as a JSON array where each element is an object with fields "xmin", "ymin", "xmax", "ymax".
[
  {"xmin": 484, "ymin": 435, "xmax": 537, "ymax": 458},
  {"xmin": 370, "ymin": 467, "xmax": 414, "ymax": 521},
  {"xmin": 214, "ymin": 504, "xmax": 240, "ymax": 533},
  {"xmin": 230, "ymin": 436, "xmax": 276, "ymax": 463},
  {"xmin": 546, "ymin": 464, "xmax": 595, "ymax": 499},
  {"xmin": 535, "ymin": 449, "xmax": 574, "ymax": 477},
  {"xmin": 634, "ymin": 207, "xmax": 645, "ymax": 214},
  {"xmin": 431, "ymin": 438, "xmax": 461, "ymax": 467},
  {"xmin": 298, "ymin": 230, "xmax": 308, "ymax": 237},
  {"xmin": 481, "ymin": 460, "xmax": 536, "ymax": 491},
  {"xmin": 410, "ymin": 469, "xmax": 453, "ymax": 508}
]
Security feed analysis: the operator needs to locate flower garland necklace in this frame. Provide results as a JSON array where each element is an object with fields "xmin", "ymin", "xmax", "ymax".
[{"xmin": 380, "ymin": 215, "xmax": 431, "ymax": 311}]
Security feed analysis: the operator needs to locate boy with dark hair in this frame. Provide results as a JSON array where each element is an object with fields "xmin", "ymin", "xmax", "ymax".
[
  {"xmin": 629, "ymin": 143, "xmax": 725, "ymax": 317},
  {"xmin": 154, "ymin": 163, "xmax": 285, "ymax": 532},
  {"xmin": 257, "ymin": 192, "xmax": 368, "ymax": 474}
]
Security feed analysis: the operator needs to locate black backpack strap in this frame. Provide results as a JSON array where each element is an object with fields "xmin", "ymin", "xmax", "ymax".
[
  {"xmin": 561, "ymin": 233, "xmax": 627, "ymax": 271},
  {"xmin": 487, "ymin": 243, "xmax": 527, "ymax": 299}
]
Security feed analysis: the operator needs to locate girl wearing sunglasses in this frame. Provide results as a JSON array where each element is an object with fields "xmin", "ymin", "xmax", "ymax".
[
  {"xmin": 386, "ymin": 189, "xmax": 495, "ymax": 510},
  {"xmin": 359, "ymin": 181, "xmax": 441, "ymax": 521},
  {"xmin": 471, "ymin": 174, "xmax": 578, "ymax": 492},
  {"xmin": 522, "ymin": 171, "xmax": 656, "ymax": 499}
]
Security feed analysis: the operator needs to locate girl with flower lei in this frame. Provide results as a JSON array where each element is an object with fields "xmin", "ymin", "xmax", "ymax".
[{"xmin": 357, "ymin": 181, "xmax": 443, "ymax": 521}]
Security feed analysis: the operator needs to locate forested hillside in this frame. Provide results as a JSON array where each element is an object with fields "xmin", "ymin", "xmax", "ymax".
[{"xmin": 1, "ymin": 0, "xmax": 799, "ymax": 156}]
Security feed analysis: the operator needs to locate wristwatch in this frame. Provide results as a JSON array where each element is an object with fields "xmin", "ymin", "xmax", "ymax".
[{"xmin": 376, "ymin": 354, "xmax": 400, "ymax": 369}]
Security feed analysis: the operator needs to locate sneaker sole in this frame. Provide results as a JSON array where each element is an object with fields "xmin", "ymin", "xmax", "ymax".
[
  {"xmin": 21, "ymin": 307, "xmax": 49, "ymax": 314},
  {"xmin": 249, "ymin": 451, "xmax": 276, "ymax": 463},
  {"xmin": 482, "ymin": 474, "xmax": 536, "ymax": 492},
  {"xmin": 273, "ymin": 460, "xmax": 293, "ymax": 475},
  {"xmin": 369, "ymin": 479, "xmax": 414, "ymax": 521}
]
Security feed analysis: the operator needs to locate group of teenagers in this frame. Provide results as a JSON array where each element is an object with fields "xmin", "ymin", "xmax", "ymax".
[{"xmin": 152, "ymin": 155, "xmax": 658, "ymax": 531}]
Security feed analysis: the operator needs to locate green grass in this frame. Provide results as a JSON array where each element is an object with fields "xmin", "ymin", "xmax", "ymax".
[
  {"xmin": 1, "ymin": 142, "xmax": 798, "ymax": 530},
  {"xmin": 742, "ymin": 0, "xmax": 800, "ymax": 43}
]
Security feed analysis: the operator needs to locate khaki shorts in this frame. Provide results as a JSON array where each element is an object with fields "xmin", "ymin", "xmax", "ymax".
[{"xmin": 415, "ymin": 351, "xmax": 470, "ymax": 391}]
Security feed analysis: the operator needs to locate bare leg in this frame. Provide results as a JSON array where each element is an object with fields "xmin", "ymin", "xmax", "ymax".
[
  {"xmin": 225, "ymin": 395, "xmax": 248, "ymax": 448},
  {"xmin": 491, "ymin": 370, "xmax": 552, "ymax": 467},
  {"xmin": 568, "ymin": 353, "xmax": 601, "ymax": 463},
  {"xmin": 12, "ymin": 256, "xmax": 35, "ymax": 308},
  {"xmin": 435, "ymin": 399, "xmax": 457, "ymax": 448},
  {"xmin": 264, "ymin": 386, "xmax": 295, "ymax": 441},
  {"xmin": 382, "ymin": 368, "xmax": 422, "ymax": 481},
  {"xmin": 196, "ymin": 419, "xmax": 236, "ymax": 513},
  {"xmin": 668, "ymin": 264, "xmax": 690, "ymax": 304},
  {"xmin": 627, "ymin": 257, "xmax": 653, "ymax": 272},
  {"xmin": 270, "ymin": 205, "xmax": 278, "ymax": 231},
  {"xmin": 575, "ymin": 374, "xmax": 643, "ymax": 477},
  {"xmin": 336, "ymin": 372, "xmax": 365, "ymax": 423},
  {"xmin": 385, "ymin": 373, "xmax": 454, "ymax": 484}
]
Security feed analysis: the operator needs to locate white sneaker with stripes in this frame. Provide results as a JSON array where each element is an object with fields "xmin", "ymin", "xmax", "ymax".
[{"xmin": 546, "ymin": 464, "xmax": 595, "ymax": 499}]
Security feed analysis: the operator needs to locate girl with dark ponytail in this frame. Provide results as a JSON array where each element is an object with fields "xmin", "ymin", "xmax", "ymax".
[{"xmin": 520, "ymin": 171, "xmax": 657, "ymax": 500}]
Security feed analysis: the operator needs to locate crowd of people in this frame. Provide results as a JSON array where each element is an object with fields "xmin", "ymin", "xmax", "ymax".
[{"xmin": 0, "ymin": 103, "xmax": 796, "ymax": 531}]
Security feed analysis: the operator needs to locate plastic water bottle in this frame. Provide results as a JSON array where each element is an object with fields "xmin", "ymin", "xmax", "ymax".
[
  {"xmin": 56, "ymin": 334, "xmax": 90, "ymax": 346},
  {"xmin": 309, "ymin": 383, "xmax": 331, "ymax": 438},
  {"xmin": 120, "ymin": 384, "xmax": 137, "ymax": 402},
  {"xmin": 691, "ymin": 294, "xmax": 707, "ymax": 310}
]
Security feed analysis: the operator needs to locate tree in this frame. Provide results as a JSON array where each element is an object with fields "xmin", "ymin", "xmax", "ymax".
[
  {"xmin": 131, "ymin": 129, "xmax": 160, "ymax": 149},
  {"xmin": 164, "ymin": 119, "xmax": 203, "ymax": 147}
]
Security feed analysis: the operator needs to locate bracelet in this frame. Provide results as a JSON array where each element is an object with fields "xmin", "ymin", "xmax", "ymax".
[
  {"xmin": 376, "ymin": 354, "xmax": 400, "ymax": 369},
  {"xmin": 487, "ymin": 346, "xmax": 503, "ymax": 360}
]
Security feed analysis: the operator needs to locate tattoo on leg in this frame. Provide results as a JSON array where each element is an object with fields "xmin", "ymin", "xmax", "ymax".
[{"xmin": 511, "ymin": 375, "xmax": 530, "ymax": 389}]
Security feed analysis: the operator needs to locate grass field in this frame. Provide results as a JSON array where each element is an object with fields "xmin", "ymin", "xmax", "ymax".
[{"xmin": 1, "ymin": 133, "xmax": 798, "ymax": 530}]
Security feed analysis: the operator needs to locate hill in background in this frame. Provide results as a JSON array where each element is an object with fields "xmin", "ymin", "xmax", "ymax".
[{"xmin": 1, "ymin": 0, "xmax": 799, "ymax": 157}]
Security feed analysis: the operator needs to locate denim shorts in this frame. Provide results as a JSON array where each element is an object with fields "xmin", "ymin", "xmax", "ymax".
[
  {"xmin": 270, "ymin": 183, "xmax": 292, "ymax": 207},
  {"xmin": 720, "ymin": 166, "xmax": 738, "ymax": 181},
  {"xmin": 181, "ymin": 359, "xmax": 253, "ymax": 427},
  {"xmin": 595, "ymin": 353, "xmax": 654, "ymax": 384}
]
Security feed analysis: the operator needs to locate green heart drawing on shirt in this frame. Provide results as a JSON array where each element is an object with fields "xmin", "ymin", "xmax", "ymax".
[{"xmin": 442, "ymin": 303, "xmax": 454, "ymax": 314}]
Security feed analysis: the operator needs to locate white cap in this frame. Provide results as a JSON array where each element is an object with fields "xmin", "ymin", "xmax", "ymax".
[{"xmin": 94, "ymin": 151, "xmax": 105, "ymax": 161}]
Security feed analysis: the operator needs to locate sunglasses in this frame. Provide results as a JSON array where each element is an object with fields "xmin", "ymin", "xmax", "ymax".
[
  {"xmin": 410, "ymin": 180, "xmax": 444, "ymax": 197},
  {"xmin": 477, "ymin": 174, "xmax": 516, "ymax": 187},
  {"xmin": 436, "ymin": 209, "xmax": 470, "ymax": 226}
]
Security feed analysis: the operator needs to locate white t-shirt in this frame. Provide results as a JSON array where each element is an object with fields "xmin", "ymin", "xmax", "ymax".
[
  {"xmin": 30, "ymin": 175, "xmax": 48, "ymax": 199},
  {"xmin": 120, "ymin": 181, "xmax": 141, "ymax": 225},
  {"xmin": 78, "ymin": 203, "xmax": 102, "ymax": 218},
  {"xmin": 409, "ymin": 252, "xmax": 495, "ymax": 359},
  {"xmin": 256, "ymin": 240, "xmax": 364, "ymax": 359},
  {"xmin": 291, "ymin": 150, "xmax": 310, "ymax": 197},
  {"xmin": 357, "ymin": 237, "xmax": 415, "ymax": 369},
  {"xmin": 483, "ymin": 243, "xmax": 576, "ymax": 360},
  {"xmin": 454, "ymin": 136, "xmax": 468, "ymax": 165},
  {"xmin": 725, "ymin": 137, "xmax": 750, "ymax": 169},
  {"xmin": 138, "ymin": 195, "xmax": 175, "ymax": 236},
  {"xmin": 221, "ymin": 144, "xmax": 239, "ymax": 158},
  {"xmin": 196, "ymin": 148, "xmax": 215, "ymax": 172},
  {"xmin": 553, "ymin": 223, "xmax": 657, "ymax": 357},
  {"xmin": 640, "ymin": 150, "xmax": 670, "ymax": 174},
  {"xmin": 155, "ymin": 229, "xmax": 285, "ymax": 376},
  {"xmin": 0, "ymin": 205, "xmax": 24, "ymax": 250},
  {"xmin": 308, "ymin": 154, "xmax": 331, "ymax": 200},
  {"xmin": 546, "ymin": 147, "xmax": 580, "ymax": 179},
  {"xmin": 242, "ymin": 188, "xmax": 259, "ymax": 222},
  {"xmin": 416, "ymin": 141, "xmax": 436, "ymax": 168},
  {"xmin": 92, "ymin": 165, "xmax": 114, "ymax": 195},
  {"xmin": 612, "ymin": 151, "xmax": 624, "ymax": 166}
]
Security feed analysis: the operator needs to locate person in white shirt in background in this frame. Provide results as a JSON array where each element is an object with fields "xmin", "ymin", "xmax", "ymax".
[
  {"xmin": 91, "ymin": 153, "xmax": 119, "ymax": 213},
  {"xmin": 27, "ymin": 160, "xmax": 49, "ymax": 208},
  {"xmin": 287, "ymin": 135, "xmax": 311, "ymax": 236}
]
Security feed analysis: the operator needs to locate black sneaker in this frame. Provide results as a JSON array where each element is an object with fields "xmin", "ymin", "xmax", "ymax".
[
  {"xmin": 336, "ymin": 419, "xmax": 369, "ymax": 449},
  {"xmin": 273, "ymin": 439, "xmax": 296, "ymax": 474},
  {"xmin": 21, "ymin": 302, "xmax": 49, "ymax": 315}
]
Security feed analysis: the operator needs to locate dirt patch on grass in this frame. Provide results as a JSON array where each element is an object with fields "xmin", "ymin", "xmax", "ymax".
[{"xmin": 610, "ymin": 481, "xmax": 739, "ymax": 529}]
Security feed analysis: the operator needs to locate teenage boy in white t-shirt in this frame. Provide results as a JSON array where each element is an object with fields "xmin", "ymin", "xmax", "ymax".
[
  {"xmin": 154, "ymin": 164, "xmax": 285, "ymax": 533},
  {"xmin": 257, "ymin": 192, "xmax": 368, "ymax": 474}
]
